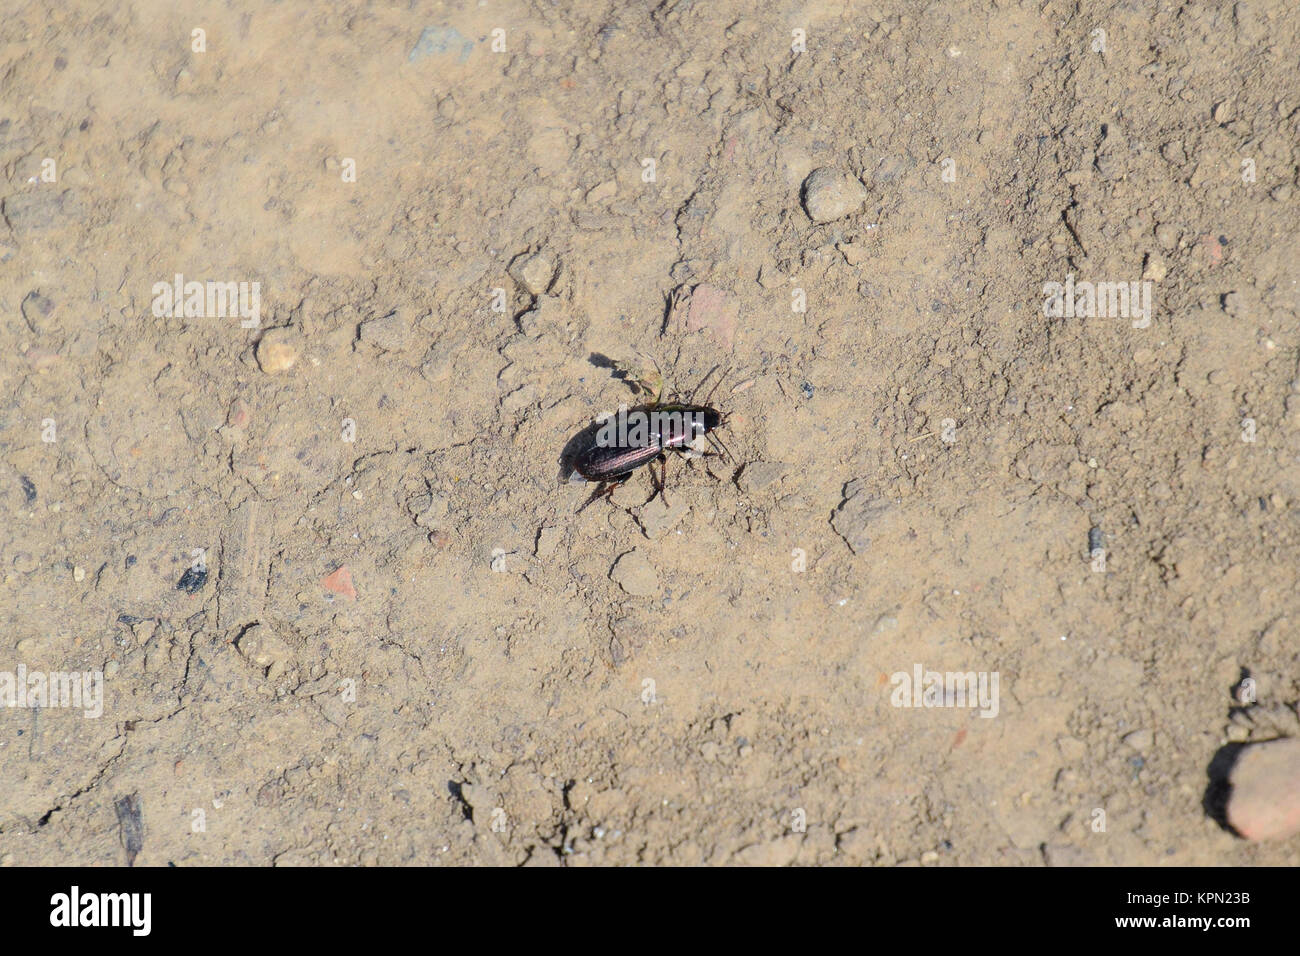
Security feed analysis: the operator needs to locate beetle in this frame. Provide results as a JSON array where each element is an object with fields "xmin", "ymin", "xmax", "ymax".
[{"xmin": 568, "ymin": 366, "xmax": 732, "ymax": 512}]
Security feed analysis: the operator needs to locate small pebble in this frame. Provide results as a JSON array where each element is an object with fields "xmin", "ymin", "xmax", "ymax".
[
  {"xmin": 801, "ymin": 167, "xmax": 868, "ymax": 223},
  {"xmin": 508, "ymin": 252, "xmax": 556, "ymax": 296},
  {"xmin": 1141, "ymin": 254, "xmax": 1166, "ymax": 283},
  {"xmin": 535, "ymin": 526, "xmax": 562, "ymax": 557},
  {"xmin": 1122, "ymin": 728, "xmax": 1153, "ymax": 753},
  {"xmin": 256, "ymin": 328, "xmax": 300, "ymax": 374},
  {"xmin": 1225, "ymin": 737, "xmax": 1300, "ymax": 840},
  {"xmin": 176, "ymin": 567, "xmax": 207, "ymax": 593},
  {"xmin": 359, "ymin": 310, "xmax": 411, "ymax": 352},
  {"xmin": 1088, "ymin": 526, "xmax": 1104, "ymax": 553},
  {"xmin": 610, "ymin": 549, "xmax": 659, "ymax": 597},
  {"xmin": 321, "ymin": 565, "xmax": 357, "ymax": 601}
]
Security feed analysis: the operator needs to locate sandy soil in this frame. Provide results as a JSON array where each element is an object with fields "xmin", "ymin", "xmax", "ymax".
[{"xmin": 1, "ymin": 0, "xmax": 1298, "ymax": 866}]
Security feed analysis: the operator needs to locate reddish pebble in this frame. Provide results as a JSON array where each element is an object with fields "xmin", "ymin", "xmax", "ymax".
[
  {"xmin": 1225, "ymin": 737, "xmax": 1300, "ymax": 840},
  {"xmin": 227, "ymin": 399, "xmax": 251, "ymax": 428},
  {"xmin": 321, "ymin": 565, "xmax": 356, "ymax": 601}
]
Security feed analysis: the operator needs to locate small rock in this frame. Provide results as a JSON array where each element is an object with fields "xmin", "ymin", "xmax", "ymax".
[
  {"xmin": 236, "ymin": 623, "xmax": 294, "ymax": 679},
  {"xmin": 610, "ymin": 549, "xmax": 659, "ymax": 596},
  {"xmin": 586, "ymin": 180, "xmax": 617, "ymax": 204},
  {"xmin": 1141, "ymin": 254, "xmax": 1166, "ymax": 283},
  {"xmin": 836, "ymin": 242, "xmax": 870, "ymax": 266},
  {"xmin": 226, "ymin": 400, "xmax": 251, "ymax": 429},
  {"xmin": 1155, "ymin": 223, "xmax": 1178, "ymax": 249},
  {"xmin": 176, "ymin": 567, "xmax": 207, "ymax": 593},
  {"xmin": 72, "ymin": 565, "xmax": 85, "ymax": 582},
  {"xmin": 535, "ymin": 526, "xmax": 561, "ymax": 557},
  {"xmin": 757, "ymin": 263, "xmax": 783, "ymax": 289},
  {"xmin": 1057, "ymin": 736, "xmax": 1087, "ymax": 762},
  {"xmin": 801, "ymin": 167, "xmax": 868, "ymax": 223},
  {"xmin": 738, "ymin": 461, "xmax": 787, "ymax": 492},
  {"xmin": 1271, "ymin": 184, "xmax": 1292, "ymax": 202},
  {"xmin": 256, "ymin": 328, "xmax": 299, "ymax": 374},
  {"xmin": 1221, "ymin": 291, "xmax": 1244, "ymax": 317},
  {"xmin": 359, "ymin": 310, "xmax": 411, "ymax": 352},
  {"xmin": 831, "ymin": 479, "xmax": 892, "ymax": 554},
  {"xmin": 733, "ymin": 834, "xmax": 803, "ymax": 866},
  {"xmin": 517, "ymin": 295, "xmax": 566, "ymax": 338},
  {"xmin": 132, "ymin": 619, "xmax": 156, "ymax": 646},
  {"xmin": 459, "ymin": 783, "xmax": 494, "ymax": 814},
  {"xmin": 1224, "ymin": 737, "xmax": 1300, "ymax": 840},
  {"xmin": 637, "ymin": 497, "xmax": 689, "ymax": 539},
  {"xmin": 1043, "ymin": 843, "xmax": 1095, "ymax": 866},
  {"xmin": 1122, "ymin": 729, "xmax": 1153, "ymax": 753},
  {"xmin": 508, "ymin": 252, "xmax": 556, "ymax": 296},
  {"xmin": 20, "ymin": 291, "xmax": 55, "ymax": 333},
  {"xmin": 871, "ymin": 614, "xmax": 899, "ymax": 635},
  {"xmin": 321, "ymin": 565, "xmax": 357, "ymax": 601},
  {"xmin": 409, "ymin": 25, "xmax": 473, "ymax": 63},
  {"xmin": 2, "ymin": 189, "xmax": 83, "ymax": 234}
]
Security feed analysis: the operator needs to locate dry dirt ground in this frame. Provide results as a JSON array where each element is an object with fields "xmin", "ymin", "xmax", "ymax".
[{"xmin": 1, "ymin": 0, "xmax": 1298, "ymax": 866}]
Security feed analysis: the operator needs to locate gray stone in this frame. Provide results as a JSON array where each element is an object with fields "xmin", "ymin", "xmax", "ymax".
[
  {"xmin": 738, "ymin": 461, "xmax": 787, "ymax": 492},
  {"xmin": 360, "ymin": 310, "xmax": 411, "ymax": 352}
]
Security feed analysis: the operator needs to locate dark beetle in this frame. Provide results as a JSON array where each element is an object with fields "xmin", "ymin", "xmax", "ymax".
[{"xmin": 571, "ymin": 401, "xmax": 729, "ymax": 511}]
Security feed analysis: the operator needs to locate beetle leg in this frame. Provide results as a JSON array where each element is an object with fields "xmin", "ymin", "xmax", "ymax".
[
  {"xmin": 577, "ymin": 480, "xmax": 617, "ymax": 513},
  {"xmin": 576, "ymin": 472, "xmax": 634, "ymax": 513}
]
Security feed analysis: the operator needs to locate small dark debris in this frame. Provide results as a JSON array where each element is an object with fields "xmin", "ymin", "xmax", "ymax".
[
  {"xmin": 800, "ymin": 382, "xmax": 814, "ymax": 399},
  {"xmin": 1088, "ymin": 526, "xmax": 1104, "ymax": 553},
  {"xmin": 117, "ymin": 613, "xmax": 142, "ymax": 626},
  {"xmin": 152, "ymin": 507, "xmax": 179, "ymax": 526},
  {"xmin": 114, "ymin": 792, "xmax": 144, "ymax": 866},
  {"xmin": 176, "ymin": 567, "xmax": 207, "ymax": 593},
  {"xmin": 124, "ymin": 554, "xmax": 137, "ymax": 568},
  {"xmin": 19, "ymin": 475, "xmax": 36, "ymax": 504}
]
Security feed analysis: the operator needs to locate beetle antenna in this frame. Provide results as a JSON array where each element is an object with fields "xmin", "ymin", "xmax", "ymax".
[
  {"xmin": 702, "ymin": 366, "xmax": 729, "ymax": 405},
  {"xmin": 690, "ymin": 364, "xmax": 721, "ymax": 403},
  {"xmin": 707, "ymin": 430, "xmax": 734, "ymax": 463}
]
